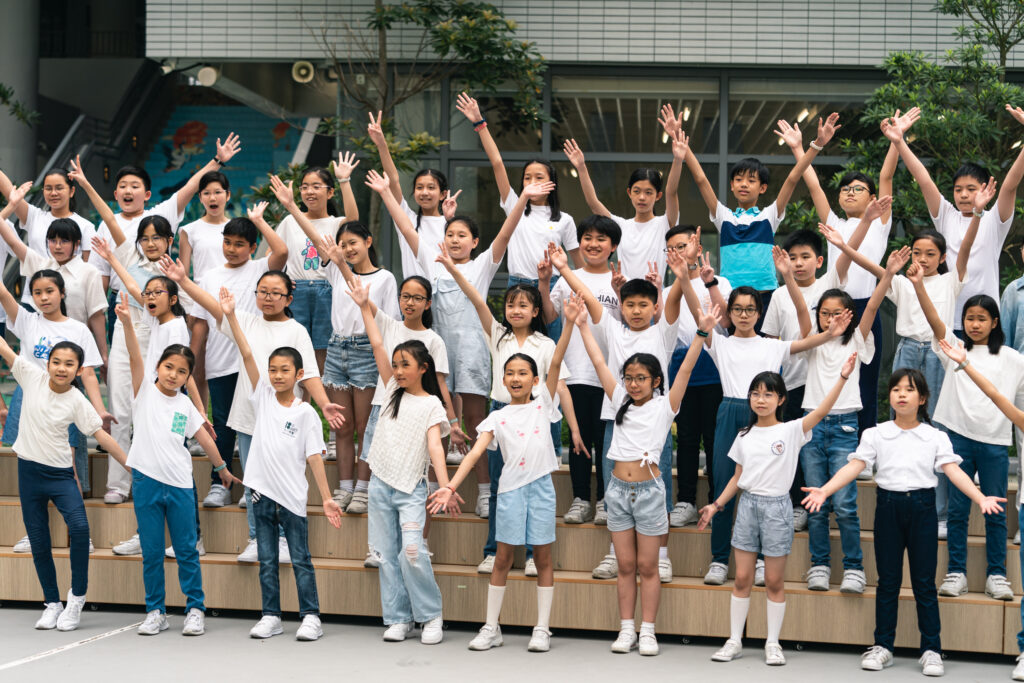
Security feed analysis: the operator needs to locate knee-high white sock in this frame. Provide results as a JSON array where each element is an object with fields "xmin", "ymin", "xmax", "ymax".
[
  {"xmin": 535, "ymin": 586, "xmax": 553, "ymax": 632},
  {"xmin": 730, "ymin": 595, "xmax": 750, "ymax": 643},
  {"xmin": 765, "ymin": 599, "xmax": 786, "ymax": 645},
  {"xmin": 485, "ymin": 584, "xmax": 506, "ymax": 627}
]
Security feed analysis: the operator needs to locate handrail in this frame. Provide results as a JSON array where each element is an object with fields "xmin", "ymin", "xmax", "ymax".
[{"xmin": 32, "ymin": 113, "xmax": 86, "ymax": 189}]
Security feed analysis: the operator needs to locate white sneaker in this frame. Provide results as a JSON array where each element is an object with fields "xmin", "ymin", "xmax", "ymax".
[
  {"xmin": 753, "ymin": 558, "xmax": 766, "ymax": 587},
  {"xmin": 13, "ymin": 535, "xmax": 31, "ymax": 553},
  {"xmin": 166, "ymin": 537, "xmax": 206, "ymax": 558},
  {"xmin": 840, "ymin": 568, "xmax": 866, "ymax": 594},
  {"xmin": 296, "ymin": 614, "xmax": 323, "ymax": 641},
  {"xmin": 638, "ymin": 631, "xmax": 659, "ymax": 656},
  {"xmin": 1015, "ymin": 529, "xmax": 1021, "ymax": 546},
  {"xmin": 137, "ymin": 610, "xmax": 168, "ymax": 635},
  {"xmin": 278, "ymin": 537, "xmax": 291, "ymax": 564},
  {"xmin": 937, "ymin": 520, "xmax": 947, "ymax": 540},
  {"xmin": 382, "ymin": 622, "xmax": 415, "ymax": 641},
  {"xmin": 89, "ymin": 538, "xmax": 95, "ymax": 554},
  {"xmin": 765, "ymin": 642, "xmax": 786, "ymax": 665},
  {"xmin": 346, "ymin": 491, "xmax": 368, "ymax": 514},
  {"xmin": 563, "ymin": 497, "xmax": 593, "ymax": 524},
  {"xmin": 524, "ymin": 558, "xmax": 538, "ymax": 577},
  {"xmin": 985, "ymin": 574, "xmax": 1014, "ymax": 600},
  {"xmin": 332, "ymin": 488, "xmax": 353, "ymax": 509},
  {"xmin": 188, "ymin": 440, "xmax": 205, "ymax": 456},
  {"xmin": 35, "ymin": 602, "xmax": 63, "ymax": 629},
  {"xmin": 857, "ymin": 466, "xmax": 874, "ymax": 480},
  {"xmin": 1013, "ymin": 652, "xmax": 1024, "ymax": 680},
  {"xmin": 712, "ymin": 638, "xmax": 743, "ymax": 662},
  {"xmin": 610, "ymin": 628, "xmax": 637, "ymax": 653},
  {"xmin": 446, "ymin": 442, "xmax": 465, "ymax": 464},
  {"xmin": 113, "ymin": 533, "xmax": 141, "ymax": 556},
  {"xmin": 182, "ymin": 608, "xmax": 205, "ymax": 635},
  {"xmin": 792, "ymin": 507, "xmax": 808, "ymax": 532},
  {"xmin": 919, "ymin": 649, "xmax": 944, "ymax": 676},
  {"xmin": 56, "ymin": 590, "xmax": 85, "ymax": 631},
  {"xmin": 364, "ymin": 550, "xmax": 381, "ymax": 568},
  {"xmin": 250, "ymin": 615, "xmax": 283, "ymax": 639},
  {"xmin": 658, "ymin": 556, "xmax": 673, "ymax": 583},
  {"xmin": 468, "ymin": 623, "xmax": 502, "ymax": 650},
  {"xmin": 421, "ymin": 616, "xmax": 444, "ymax": 644},
  {"xmin": 236, "ymin": 538, "xmax": 259, "ymax": 563},
  {"xmin": 593, "ymin": 499, "xmax": 608, "ymax": 526},
  {"xmin": 475, "ymin": 494, "xmax": 490, "ymax": 519},
  {"xmin": 704, "ymin": 562, "xmax": 728, "ymax": 585},
  {"xmin": 325, "ymin": 439, "xmax": 337, "ymax": 461},
  {"xmin": 104, "ymin": 489, "xmax": 127, "ymax": 504},
  {"xmin": 938, "ymin": 572, "xmax": 967, "ymax": 597},
  {"xmin": 528, "ymin": 628, "xmax": 551, "ymax": 652},
  {"xmin": 202, "ymin": 484, "xmax": 231, "ymax": 507},
  {"xmin": 238, "ymin": 495, "xmax": 247, "ymax": 509},
  {"xmin": 477, "ymin": 555, "xmax": 495, "ymax": 574},
  {"xmin": 806, "ymin": 565, "xmax": 831, "ymax": 591},
  {"xmin": 861, "ymin": 645, "xmax": 894, "ymax": 670},
  {"xmin": 592, "ymin": 554, "xmax": 618, "ymax": 579},
  {"xmin": 669, "ymin": 501, "xmax": 698, "ymax": 527}
]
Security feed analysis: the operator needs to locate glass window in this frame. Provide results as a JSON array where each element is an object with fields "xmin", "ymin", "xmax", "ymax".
[
  {"xmin": 394, "ymin": 79, "xmax": 442, "ymax": 139},
  {"xmin": 551, "ymin": 76, "xmax": 720, "ymax": 154},
  {"xmin": 450, "ymin": 91, "xmax": 543, "ymax": 153},
  {"xmin": 450, "ymin": 164, "xmax": 509, "ymax": 248}
]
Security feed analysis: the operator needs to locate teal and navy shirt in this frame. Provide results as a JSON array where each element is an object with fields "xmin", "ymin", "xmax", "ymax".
[{"xmin": 713, "ymin": 201, "xmax": 783, "ymax": 291}]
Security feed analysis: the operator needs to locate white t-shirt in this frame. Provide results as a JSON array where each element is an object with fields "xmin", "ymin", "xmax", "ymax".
[
  {"xmin": 179, "ymin": 218, "xmax": 229, "ymax": 281},
  {"xmin": 611, "ymin": 214, "xmax": 669, "ymax": 281},
  {"xmin": 22, "ymin": 204, "xmax": 96, "ymax": 259},
  {"xmin": 397, "ymin": 198, "xmax": 446, "ymax": 279},
  {"xmin": 932, "ymin": 329, "xmax": 1024, "ymax": 445},
  {"xmin": 595, "ymin": 313, "xmax": 678, "ymax": 420},
  {"xmin": 370, "ymin": 310, "xmax": 450, "ymax": 406},
  {"xmin": 216, "ymin": 310, "xmax": 320, "ymax": 434},
  {"xmin": 126, "ymin": 382, "xmax": 204, "ymax": 488},
  {"xmin": 729, "ymin": 419, "xmax": 811, "ymax": 497},
  {"xmin": 10, "ymin": 310, "xmax": 102, "ymax": 368},
  {"xmin": 276, "ymin": 213, "xmax": 344, "ymax": 281},
  {"xmin": 500, "ymin": 189, "xmax": 578, "ymax": 279},
  {"xmin": 932, "ymin": 197, "xmax": 1012, "ymax": 329},
  {"xmin": 887, "ymin": 272, "xmax": 965, "ymax": 342},
  {"xmin": 761, "ymin": 269, "xmax": 843, "ymax": 389},
  {"xmin": 605, "ymin": 385, "xmax": 676, "ymax": 466},
  {"xmin": 850, "ymin": 421, "xmax": 961, "ymax": 491},
  {"xmin": 244, "ymin": 379, "xmax": 327, "ymax": 517},
  {"xmin": 143, "ymin": 316, "xmax": 189, "ymax": 383},
  {"xmin": 550, "ymin": 269, "xmax": 620, "ymax": 387},
  {"xmin": 193, "ymin": 258, "xmax": 270, "ymax": 379},
  {"xmin": 706, "ymin": 334, "xmax": 790, "ymax": 398},
  {"xmin": 486, "ymin": 318, "xmax": 569, "ymax": 404},
  {"xmin": 92, "ymin": 193, "xmax": 183, "ymax": 291},
  {"xmin": 825, "ymin": 210, "xmax": 892, "ymax": 299},
  {"xmin": 20, "ymin": 250, "xmax": 107, "ymax": 324},
  {"xmin": 801, "ymin": 330, "xmax": 874, "ymax": 412},
  {"xmin": 477, "ymin": 385, "xmax": 561, "ymax": 493},
  {"xmin": 11, "ymin": 357, "xmax": 101, "ymax": 468},
  {"xmin": 324, "ymin": 264, "xmax": 399, "ymax": 338},
  {"xmin": 676, "ymin": 274, "xmax": 733, "ymax": 347},
  {"xmin": 366, "ymin": 378, "xmax": 450, "ymax": 494}
]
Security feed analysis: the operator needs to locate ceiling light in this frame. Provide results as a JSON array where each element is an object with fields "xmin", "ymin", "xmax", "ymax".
[
  {"xmin": 570, "ymin": 168, "xmax": 578, "ymax": 178},
  {"xmin": 683, "ymin": 107, "xmax": 691, "ymax": 122},
  {"xmin": 797, "ymin": 108, "xmax": 809, "ymax": 123},
  {"xmin": 661, "ymin": 131, "xmax": 668, "ymax": 144}
]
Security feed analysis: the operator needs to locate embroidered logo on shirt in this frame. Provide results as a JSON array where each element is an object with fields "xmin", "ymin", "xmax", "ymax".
[
  {"xmin": 283, "ymin": 421, "xmax": 298, "ymax": 437},
  {"xmin": 770, "ymin": 440, "xmax": 785, "ymax": 456},
  {"xmin": 302, "ymin": 238, "xmax": 321, "ymax": 270},
  {"xmin": 171, "ymin": 412, "xmax": 188, "ymax": 436}
]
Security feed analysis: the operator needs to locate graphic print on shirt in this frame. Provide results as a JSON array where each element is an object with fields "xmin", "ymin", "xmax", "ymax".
[
  {"xmin": 171, "ymin": 411, "xmax": 189, "ymax": 436},
  {"xmin": 770, "ymin": 440, "xmax": 785, "ymax": 456},
  {"xmin": 302, "ymin": 238, "xmax": 321, "ymax": 270},
  {"xmin": 32, "ymin": 336, "xmax": 56, "ymax": 360},
  {"xmin": 283, "ymin": 420, "xmax": 297, "ymax": 438}
]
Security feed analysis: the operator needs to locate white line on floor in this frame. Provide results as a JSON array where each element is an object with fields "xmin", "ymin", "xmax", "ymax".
[{"xmin": 0, "ymin": 621, "xmax": 142, "ymax": 671}]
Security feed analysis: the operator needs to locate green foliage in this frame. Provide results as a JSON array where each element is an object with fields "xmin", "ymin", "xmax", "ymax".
[
  {"xmin": 317, "ymin": 116, "xmax": 446, "ymax": 176},
  {"xmin": 934, "ymin": 0, "xmax": 1024, "ymax": 67},
  {"xmin": 0, "ymin": 82, "xmax": 39, "ymax": 128},
  {"xmin": 244, "ymin": 163, "xmax": 309, "ymax": 226}
]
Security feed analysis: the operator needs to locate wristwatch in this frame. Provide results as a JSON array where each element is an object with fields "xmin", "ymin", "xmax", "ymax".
[
  {"xmin": 972, "ymin": 207, "xmax": 984, "ymax": 218},
  {"xmin": 704, "ymin": 277, "xmax": 719, "ymax": 289}
]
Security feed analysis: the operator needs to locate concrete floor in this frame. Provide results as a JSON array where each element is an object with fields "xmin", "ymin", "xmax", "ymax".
[{"xmin": 0, "ymin": 603, "xmax": 1015, "ymax": 682}]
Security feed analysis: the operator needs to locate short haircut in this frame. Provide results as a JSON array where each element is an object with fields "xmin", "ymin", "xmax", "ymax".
[
  {"xmin": 782, "ymin": 229, "xmax": 823, "ymax": 257},
  {"xmin": 198, "ymin": 170, "xmax": 229, "ymax": 193},
  {"xmin": 577, "ymin": 214, "xmax": 621, "ymax": 246},
  {"xmin": 665, "ymin": 224, "xmax": 697, "ymax": 242},
  {"xmin": 619, "ymin": 278, "xmax": 658, "ymax": 304},
  {"xmin": 269, "ymin": 346, "xmax": 303, "ymax": 370},
  {"xmin": 837, "ymin": 171, "xmax": 876, "ymax": 196},
  {"xmin": 223, "ymin": 216, "xmax": 258, "ymax": 245},
  {"xmin": 729, "ymin": 158, "xmax": 769, "ymax": 186},
  {"xmin": 952, "ymin": 162, "xmax": 989, "ymax": 187},
  {"xmin": 114, "ymin": 165, "xmax": 152, "ymax": 192}
]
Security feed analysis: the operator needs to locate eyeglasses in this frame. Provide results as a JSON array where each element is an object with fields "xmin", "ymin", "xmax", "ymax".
[
  {"xmin": 839, "ymin": 185, "xmax": 868, "ymax": 195},
  {"xmin": 818, "ymin": 310, "xmax": 845, "ymax": 319},
  {"xmin": 730, "ymin": 306, "xmax": 758, "ymax": 316},
  {"xmin": 141, "ymin": 290, "xmax": 167, "ymax": 299},
  {"xmin": 623, "ymin": 375, "xmax": 650, "ymax": 385},
  {"xmin": 400, "ymin": 293, "xmax": 428, "ymax": 303},
  {"xmin": 254, "ymin": 289, "xmax": 287, "ymax": 300},
  {"xmin": 299, "ymin": 184, "xmax": 329, "ymax": 192},
  {"xmin": 138, "ymin": 235, "xmax": 167, "ymax": 244},
  {"xmin": 664, "ymin": 246, "xmax": 688, "ymax": 253}
]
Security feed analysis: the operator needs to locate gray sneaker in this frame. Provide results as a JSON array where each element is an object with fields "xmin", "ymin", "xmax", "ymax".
[
  {"xmin": 346, "ymin": 491, "xmax": 368, "ymax": 514},
  {"xmin": 592, "ymin": 554, "xmax": 618, "ymax": 579},
  {"xmin": 202, "ymin": 484, "xmax": 231, "ymax": 508},
  {"xmin": 332, "ymin": 488, "xmax": 353, "ymax": 509},
  {"xmin": 703, "ymin": 562, "xmax": 728, "ymax": 585},
  {"xmin": 669, "ymin": 502, "xmax": 698, "ymax": 527},
  {"xmin": 753, "ymin": 559, "xmax": 765, "ymax": 587},
  {"xmin": 806, "ymin": 565, "xmax": 831, "ymax": 591},
  {"xmin": 593, "ymin": 499, "xmax": 608, "ymax": 526},
  {"xmin": 985, "ymin": 574, "xmax": 1014, "ymax": 600},
  {"xmin": 840, "ymin": 569, "xmax": 866, "ymax": 594},
  {"xmin": 563, "ymin": 497, "xmax": 593, "ymax": 524},
  {"xmin": 792, "ymin": 507, "xmax": 808, "ymax": 531},
  {"xmin": 938, "ymin": 572, "xmax": 967, "ymax": 597}
]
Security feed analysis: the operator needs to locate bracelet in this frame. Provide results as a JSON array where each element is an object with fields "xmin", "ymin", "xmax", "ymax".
[
  {"xmin": 212, "ymin": 157, "xmax": 224, "ymax": 166},
  {"xmin": 449, "ymin": 417, "xmax": 459, "ymax": 424},
  {"xmin": 954, "ymin": 359, "xmax": 970, "ymax": 372},
  {"xmin": 472, "ymin": 118, "xmax": 486, "ymax": 127},
  {"xmin": 840, "ymin": 373, "xmax": 850, "ymax": 380},
  {"xmin": 972, "ymin": 207, "xmax": 984, "ymax": 218},
  {"xmin": 338, "ymin": 177, "xmax": 351, "ymax": 184},
  {"xmin": 447, "ymin": 485, "xmax": 457, "ymax": 493},
  {"xmin": 809, "ymin": 141, "xmax": 824, "ymax": 151},
  {"xmin": 713, "ymin": 501, "xmax": 723, "ymax": 512},
  {"xmin": 212, "ymin": 463, "xmax": 226, "ymax": 472},
  {"xmin": 473, "ymin": 121, "xmax": 488, "ymax": 132},
  {"xmin": 704, "ymin": 277, "xmax": 719, "ymax": 289},
  {"xmin": 696, "ymin": 329, "xmax": 709, "ymax": 338}
]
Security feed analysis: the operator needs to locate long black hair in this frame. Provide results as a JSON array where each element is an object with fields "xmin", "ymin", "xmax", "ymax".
[
  {"xmin": 299, "ymin": 167, "xmax": 339, "ymax": 216},
  {"xmin": 144, "ymin": 275, "xmax": 187, "ymax": 317},
  {"xmin": 738, "ymin": 371, "xmax": 787, "ymax": 437},
  {"xmin": 888, "ymin": 368, "xmax": 932, "ymax": 424},
  {"xmin": 386, "ymin": 340, "xmax": 444, "ymax": 419},
  {"xmin": 43, "ymin": 168, "xmax": 78, "ymax": 212},
  {"xmin": 336, "ymin": 221, "xmax": 379, "ymax": 268},
  {"xmin": 411, "ymin": 169, "xmax": 449, "ymax": 230},
  {"xmin": 521, "ymin": 159, "xmax": 561, "ymax": 221},
  {"xmin": 961, "ymin": 294, "xmax": 1003, "ymax": 354},
  {"xmin": 627, "ymin": 168, "xmax": 663, "ymax": 193},
  {"xmin": 815, "ymin": 289, "xmax": 858, "ymax": 345},
  {"xmin": 911, "ymin": 230, "xmax": 949, "ymax": 274},
  {"xmin": 497, "ymin": 284, "xmax": 546, "ymax": 344},
  {"xmin": 157, "ymin": 344, "xmax": 196, "ymax": 377},
  {"xmin": 29, "ymin": 269, "xmax": 67, "ymax": 316},
  {"xmin": 45, "ymin": 218, "xmax": 83, "ymax": 257},
  {"xmin": 614, "ymin": 353, "xmax": 665, "ymax": 425},
  {"xmin": 136, "ymin": 215, "xmax": 174, "ymax": 258},
  {"xmin": 400, "ymin": 275, "xmax": 433, "ymax": 328}
]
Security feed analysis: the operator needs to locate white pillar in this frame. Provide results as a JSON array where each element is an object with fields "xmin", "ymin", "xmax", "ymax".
[{"xmin": 0, "ymin": 0, "xmax": 38, "ymax": 180}]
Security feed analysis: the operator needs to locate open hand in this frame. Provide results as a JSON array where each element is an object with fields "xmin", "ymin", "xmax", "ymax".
[
  {"xmin": 973, "ymin": 176, "xmax": 997, "ymax": 213},
  {"xmin": 455, "ymin": 92, "xmax": 482, "ymax": 123},
  {"xmin": 563, "ymin": 139, "xmax": 585, "ymax": 168},
  {"xmin": 658, "ymin": 103, "xmax": 684, "ymax": 137},
  {"xmin": 321, "ymin": 403, "xmax": 346, "ymax": 430},
  {"xmin": 247, "ymin": 200, "xmax": 268, "ymax": 223},
  {"xmin": 863, "ymin": 195, "xmax": 892, "ymax": 222},
  {"xmin": 774, "ymin": 119, "xmax": 802, "ymax": 149},
  {"xmin": 218, "ymin": 286, "xmax": 236, "ymax": 316},
  {"xmin": 90, "ymin": 236, "xmax": 113, "ymax": 261},
  {"xmin": 345, "ymin": 275, "xmax": 370, "ymax": 308},
  {"xmin": 333, "ymin": 150, "xmax": 360, "ymax": 181},
  {"xmin": 827, "ymin": 310, "xmax": 854, "ymax": 337},
  {"xmin": 269, "ymin": 174, "xmax": 297, "ymax": 209},
  {"xmin": 323, "ymin": 499, "xmax": 342, "ymax": 528},
  {"xmin": 885, "ymin": 245, "xmax": 911, "ymax": 274},
  {"xmin": 696, "ymin": 504, "xmax": 717, "ymax": 531},
  {"xmin": 158, "ymin": 255, "xmax": 187, "ymax": 283},
  {"xmin": 817, "ymin": 222, "xmax": 845, "ymax": 249},
  {"xmin": 523, "ymin": 180, "xmax": 556, "ymax": 200},
  {"xmin": 979, "ymin": 496, "xmax": 1007, "ymax": 515},
  {"xmin": 363, "ymin": 169, "xmax": 390, "ymax": 195},
  {"xmin": 670, "ymin": 129, "xmax": 690, "ymax": 161},
  {"xmin": 772, "ymin": 245, "xmax": 791, "ymax": 277},
  {"xmin": 814, "ymin": 112, "xmax": 841, "ymax": 148},
  {"xmin": 937, "ymin": 337, "xmax": 967, "ymax": 365},
  {"xmin": 215, "ymin": 132, "xmax": 241, "ymax": 164},
  {"xmin": 7, "ymin": 180, "xmax": 31, "ymax": 206},
  {"xmin": 800, "ymin": 487, "xmax": 827, "ymax": 513}
]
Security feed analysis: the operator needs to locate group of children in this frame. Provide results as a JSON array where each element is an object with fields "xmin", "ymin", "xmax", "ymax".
[{"xmin": 2, "ymin": 94, "xmax": 1024, "ymax": 679}]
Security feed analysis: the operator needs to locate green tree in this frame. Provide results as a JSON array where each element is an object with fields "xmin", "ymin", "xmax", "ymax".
[
  {"xmin": 0, "ymin": 83, "xmax": 39, "ymax": 128},
  {"xmin": 935, "ymin": 0, "xmax": 1024, "ymax": 71}
]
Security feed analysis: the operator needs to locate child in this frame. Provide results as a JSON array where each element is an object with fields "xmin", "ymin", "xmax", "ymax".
[
  {"xmin": 699, "ymin": 356, "xmax": 854, "ymax": 666},
  {"xmin": 802, "ymin": 368, "xmax": 1005, "ymax": 677},
  {"xmin": 0, "ymin": 166, "xmax": 96, "ymax": 261},
  {"xmin": 1, "ymin": 335, "xmax": 126, "ymax": 631},
  {"xmin": 799, "ymin": 247, "xmax": 906, "ymax": 594},
  {"xmin": 427, "ymin": 295, "xmax": 576, "ymax": 653},
  {"xmin": 220, "ymin": 288, "xmax": 342, "ymax": 642},
  {"xmin": 114, "ymin": 295, "xmax": 236, "ymax": 637},
  {"xmin": 348, "ymin": 275, "xmax": 453, "ymax": 645},
  {"xmin": 576, "ymin": 293, "xmax": 718, "ymax": 655},
  {"xmin": 1000, "ymin": 243, "xmax": 1024, "ymax": 546},
  {"xmin": 562, "ymin": 133, "xmax": 681, "ymax": 280}
]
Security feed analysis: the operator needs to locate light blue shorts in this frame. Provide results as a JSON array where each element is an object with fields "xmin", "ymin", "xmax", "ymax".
[
  {"xmin": 495, "ymin": 475, "xmax": 557, "ymax": 546},
  {"xmin": 732, "ymin": 492, "xmax": 794, "ymax": 557},
  {"xmin": 360, "ymin": 404, "xmax": 381, "ymax": 462},
  {"xmin": 290, "ymin": 279, "xmax": 333, "ymax": 349},
  {"xmin": 324, "ymin": 334, "xmax": 378, "ymax": 390},
  {"xmin": 605, "ymin": 474, "xmax": 669, "ymax": 536}
]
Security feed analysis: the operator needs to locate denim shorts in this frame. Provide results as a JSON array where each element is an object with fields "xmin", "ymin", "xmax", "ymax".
[
  {"xmin": 495, "ymin": 475, "xmax": 556, "ymax": 546},
  {"xmin": 605, "ymin": 474, "xmax": 669, "ymax": 536},
  {"xmin": 360, "ymin": 404, "xmax": 381, "ymax": 462},
  {"xmin": 290, "ymin": 279, "xmax": 333, "ymax": 349},
  {"xmin": 732, "ymin": 492, "xmax": 794, "ymax": 557},
  {"xmin": 323, "ymin": 334, "xmax": 378, "ymax": 390}
]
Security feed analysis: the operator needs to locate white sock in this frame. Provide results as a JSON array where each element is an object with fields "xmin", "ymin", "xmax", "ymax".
[
  {"xmin": 339, "ymin": 479, "xmax": 354, "ymax": 493},
  {"xmin": 620, "ymin": 618, "xmax": 635, "ymax": 633},
  {"xmin": 535, "ymin": 586, "xmax": 553, "ymax": 632},
  {"xmin": 478, "ymin": 483, "xmax": 490, "ymax": 498},
  {"xmin": 485, "ymin": 584, "xmax": 506, "ymax": 627},
  {"xmin": 640, "ymin": 621, "xmax": 656, "ymax": 635},
  {"xmin": 659, "ymin": 546, "xmax": 669, "ymax": 560},
  {"xmin": 765, "ymin": 599, "xmax": 786, "ymax": 645},
  {"xmin": 354, "ymin": 480, "xmax": 369, "ymax": 493},
  {"xmin": 729, "ymin": 595, "xmax": 750, "ymax": 644},
  {"xmin": 609, "ymin": 542, "xmax": 616, "ymax": 558}
]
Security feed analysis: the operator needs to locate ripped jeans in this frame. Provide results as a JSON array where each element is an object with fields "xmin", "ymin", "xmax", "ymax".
[{"xmin": 367, "ymin": 475, "xmax": 443, "ymax": 625}]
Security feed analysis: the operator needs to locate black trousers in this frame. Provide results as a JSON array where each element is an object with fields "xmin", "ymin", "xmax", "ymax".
[
  {"xmin": 674, "ymin": 382, "xmax": 722, "ymax": 505},
  {"xmin": 567, "ymin": 384, "xmax": 607, "ymax": 502},
  {"xmin": 783, "ymin": 384, "xmax": 806, "ymax": 504}
]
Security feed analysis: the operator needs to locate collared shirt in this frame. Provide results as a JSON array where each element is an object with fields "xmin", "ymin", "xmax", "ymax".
[
  {"xmin": 486, "ymin": 318, "xmax": 569, "ymax": 404},
  {"xmin": 849, "ymin": 421, "xmax": 961, "ymax": 491},
  {"xmin": 20, "ymin": 251, "xmax": 107, "ymax": 325},
  {"xmin": 1000, "ymin": 275, "xmax": 1024, "ymax": 355},
  {"xmin": 712, "ymin": 200, "xmax": 784, "ymax": 291}
]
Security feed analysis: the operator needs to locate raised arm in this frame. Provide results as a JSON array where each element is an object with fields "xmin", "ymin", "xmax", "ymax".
[
  {"xmin": 114, "ymin": 293, "xmax": 145, "ymax": 397},
  {"xmin": 219, "ymin": 288, "xmax": 259, "ymax": 388},
  {"xmin": 435, "ymin": 243, "xmax": 494, "ymax": 333},
  {"xmin": 790, "ymin": 307, "xmax": 854, "ymax": 355},
  {"xmin": 349, "ymin": 275, "xmax": 391, "ymax": 383},
  {"xmin": 956, "ymin": 177, "xmax": 996, "ymax": 280},
  {"xmin": 773, "ymin": 113, "xmax": 840, "ymax": 212},
  {"xmin": 772, "ymin": 245, "xmax": 812, "ymax": 338},
  {"xmin": 332, "ymin": 151, "xmax": 360, "ymax": 221},
  {"xmin": 669, "ymin": 303, "xmax": 719, "ymax": 411},
  {"xmin": 159, "ymin": 255, "xmax": 222, "ymax": 324},
  {"xmin": 562, "ymin": 139, "xmax": 611, "ymax": 217},
  {"xmin": 548, "ymin": 243, "xmax": 603, "ymax": 323},
  {"xmin": 366, "ymin": 169, "xmax": 421, "ymax": 256},
  {"xmin": 801, "ymin": 353, "xmax": 856, "ymax": 432},
  {"xmin": 490, "ymin": 180, "xmax": 555, "ymax": 263},
  {"xmin": 778, "ymin": 119, "xmax": 831, "ymax": 221},
  {"xmin": 456, "ymin": 92, "xmax": 511, "ymax": 201},
  {"xmin": 69, "ymin": 155, "xmax": 126, "ymax": 246},
  {"xmin": 668, "ymin": 127, "xmax": 717, "ymax": 215},
  {"xmin": 697, "ymin": 250, "xmax": 730, "ymax": 328},
  {"xmin": 878, "ymin": 139, "xmax": 899, "ymax": 222},
  {"xmin": 834, "ymin": 196, "xmax": 892, "ymax": 282},
  {"xmin": 939, "ymin": 338, "xmax": 1024, "ymax": 430},
  {"xmin": 665, "ymin": 131, "xmax": 684, "ymax": 225},
  {"xmin": 537, "ymin": 250, "xmax": 559, "ymax": 324},
  {"xmin": 90, "ymin": 237, "xmax": 143, "ymax": 305},
  {"xmin": 544, "ymin": 304, "xmax": 576, "ymax": 398},
  {"xmin": 859, "ymin": 247, "xmax": 907, "ymax": 338},
  {"xmin": 881, "ymin": 109, "xmax": 942, "ymax": 217},
  {"xmin": 177, "ymin": 133, "xmax": 241, "ymax": 215},
  {"xmin": 819, "ymin": 222, "xmax": 886, "ymax": 280},
  {"xmin": 669, "ymin": 240, "xmax": 714, "ymax": 347},
  {"xmin": 573, "ymin": 297, "xmax": 618, "ymax": 399},
  {"xmin": 907, "ymin": 262, "xmax": 946, "ymax": 341},
  {"xmin": 998, "ymin": 104, "xmax": 1024, "ymax": 223},
  {"xmin": 368, "ymin": 111, "xmax": 404, "ymax": 203},
  {"xmin": 0, "ymin": 270, "xmax": 21, "ymax": 323},
  {"xmin": 242, "ymin": 201, "xmax": 287, "ymax": 271},
  {"xmin": 0, "ymin": 181, "xmax": 30, "ymax": 262}
]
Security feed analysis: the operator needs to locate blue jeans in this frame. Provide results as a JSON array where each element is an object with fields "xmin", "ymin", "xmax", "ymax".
[
  {"xmin": 800, "ymin": 412, "xmax": 863, "ymax": 570},
  {"xmin": 601, "ymin": 419, "xmax": 674, "ymax": 513},
  {"xmin": 290, "ymin": 279, "xmax": 333, "ymax": 349},
  {"xmin": 4, "ymin": 385, "xmax": 89, "ymax": 493},
  {"xmin": 711, "ymin": 396, "xmax": 753, "ymax": 565},
  {"xmin": 1017, "ymin": 506, "xmax": 1024, "ymax": 651},
  {"xmin": 945, "ymin": 430, "xmax": 1008, "ymax": 576},
  {"xmin": 19, "ymin": 458, "xmax": 89, "ymax": 603},
  {"xmin": 253, "ymin": 492, "xmax": 319, "ymax": 617},
  {"xmin": 133, "ymin": 470, "xmax": 204, "ymax": 614},
  {"xmin": 483, "ymin": 402, "xmax": 534, "ymax": 558},
  {"xmin": 238, "ymin": 431, "xmax": 284, "ymax": 540},
  {"xmin": 206, "ymin": 373, "xmax": 238, "ymax": 488},
  {"xmin": 367, "ymin": 475, "xmax": 443, "ymax": 624}
]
